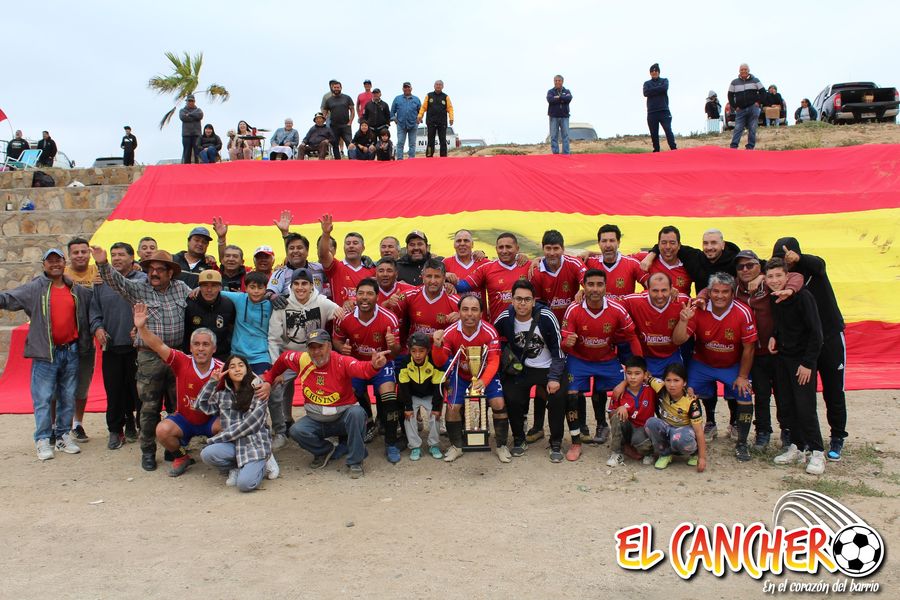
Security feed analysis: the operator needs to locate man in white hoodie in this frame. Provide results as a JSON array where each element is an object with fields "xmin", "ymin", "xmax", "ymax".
[{"xmin": 268, "ymin": 269, "xmax": 342, "ymax": 433}]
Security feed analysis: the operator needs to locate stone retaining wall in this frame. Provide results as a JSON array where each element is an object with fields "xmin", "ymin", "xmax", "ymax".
[{"xmin": 0, "ymin": 166, "xmax": 145, "ymax": 189}]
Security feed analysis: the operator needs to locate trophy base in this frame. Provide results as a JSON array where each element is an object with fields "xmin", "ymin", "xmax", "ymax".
[{"xmin": 462, "ymin": 430, "xmax": 491, "ymax": 452}]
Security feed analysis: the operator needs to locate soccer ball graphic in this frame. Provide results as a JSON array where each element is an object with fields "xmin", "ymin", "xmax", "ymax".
[{"xmin": 832, "ymin": 524, "xmax": 884, "ymax": 577}]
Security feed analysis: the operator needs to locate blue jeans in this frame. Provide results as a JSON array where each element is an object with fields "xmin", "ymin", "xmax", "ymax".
[
  {"xmin": 549, "ymin": 117, "xmax": 569, "ymax": 154},
  {"xmin": 730, "ymin": 105, "xmax": 761, "ymax": 149},
  {"xmin": 199, "ymin": 146, "xmax": 219, "ymax": 163},
  {"xmin": 396, "ymin": 126, "xmax": 417, "ymax": 159},
  {"xmin": 32, "ymin": 343, "xmax": 79, "ymax": 441},
  {"xmin": 645, "ymin": 416, "xmax": 698, "ymax": 456},
  {"xmin": 200, "ymin": 442, "xmax": 266, "ymax": 492},
  {"xmin": 289, "ymin": 404, "xmax": 367, "ymax": 465},
  {"xmin": 348, "ymin": 146, "xmax": 375, "ymax": 160}
]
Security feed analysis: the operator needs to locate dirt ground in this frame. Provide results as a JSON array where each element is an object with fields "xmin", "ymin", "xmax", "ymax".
[{"xmin": 1, "ymin": 389, "xmax": 898, "ymax": 599}]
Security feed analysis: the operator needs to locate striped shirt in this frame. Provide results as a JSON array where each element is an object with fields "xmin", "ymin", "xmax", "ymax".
[{"xmin": 194, "ymin": 381, "xmax": 271, "ymax": 467}]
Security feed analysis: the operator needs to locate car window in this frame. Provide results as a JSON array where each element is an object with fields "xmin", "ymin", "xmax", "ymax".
[{"xmin": 569, "ymin": 128, "xmax": 598, "ymax": 141}]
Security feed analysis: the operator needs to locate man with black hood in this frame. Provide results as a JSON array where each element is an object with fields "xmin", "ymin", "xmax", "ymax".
[
  {"xmin": 396, "ymin": 230, "xmax": 443, "ymax": 285},
  {"xmin": 772, "ymin": 237, "xmax": 847, "ymax": 461}
]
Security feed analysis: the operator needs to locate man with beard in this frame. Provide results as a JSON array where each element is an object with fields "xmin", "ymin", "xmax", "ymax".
[
  {"xmin": 397, "ymin": 230, "xmax": 443, "ymax": 285},
  {"xmin": 322, "ymin": 81, "xmax": 355, "ymax": 159},
  {"xmin": 396, "ymin": 258, "xmax": 460, "ymax": 340},
  {"xmin": 317, "ymin": 213, "xmax": 376, "ymax": 308},
  {"xmin": 454, "ymin": 232, "xmax": 529, "ymax": 323}
]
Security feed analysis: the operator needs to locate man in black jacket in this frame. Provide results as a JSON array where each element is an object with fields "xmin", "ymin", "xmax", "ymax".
[
  {"xmin": 37, "ymin": 131, "xmax": 57, "ymax": 167},
  {"xmin": 772, "ymin": 237, "xmax": 847, "ymax": 461},
  {"xmin": 642, "ymin": 228, "xmax": 742, "ymax": 295},
  {"xmin": 179, "ymin": 94, "xmax": 203, "ymax": 163},
  {"xmin": 173, "ymin": 226, "xmax": 218, "ymax": 288},
  {"xmin": 298, "ymin": 113, "xmax": 335, "ymax": 160},
  {"xmin": 417, "ymin": 80, "xmax": 454, "ymax": 157},
  {"xmin": 397, "ymin": 230, "xmax": 442, "ymax": 285},
  {"xmin": 363, "ymin": 89, "xmax": 391, "ymax": 134},
  {"xmin": 643, "ymin": 63, "xmax": 676, "ymax": 152},
  {"xmin": 6, "ymin": 130, "xmax": 29, "ymax": 161},
  {"xmin": 727, "ymin": 63, "xmax": 765, "ymax": 149},
  {"xmin": 184, "ymin": 270, "xmax": 235, "ymax": 361},
  {"xmin": 494, "ymin": 280, "xmax": 567, "ymax": 462},
  {"xmin": 121, "ymin": 126, "xmax": 138, "ymax": 166}
]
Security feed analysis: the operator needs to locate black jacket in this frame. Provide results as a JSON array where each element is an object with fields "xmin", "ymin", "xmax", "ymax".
[
  {"xmin": 37, "ymin": 138, "xmax": 57, "ymax": 164},
  {"xmin": 643, "ymin": 78, "xmax": 671, "ymax": 113},
  {"xmin": 199, "ymin": 133, "xmax": 222, "ymax": 151},
  {"xmin": 493, "ymin": 302, "xmax": 565, "ymax": 383},
  {"xmin": 424, "ymin": 91, "xmax": 451, "ymax": 124},
  {"xmin": 351, "ymin": 128, "xmax": 376, "ymax": 147},
  {"xmin": 6, "ymin": 137, "xmax": 29, "ymax": 160},
  {"xmin": 727, "ymin": 74, "xmax": 765, "ymax": 109},
  {"xmin": 396, "ymin": 252, "xmax": 441, "ymax": 285},
  {"xmin": 121, "ymin": 134, "xmax": 138, "ymax": 152},
  {"xmin": 651, "ymin": 240, "xmax": 742, "ymax": 295},
  {"xmin": 363, "ymin": 99, "xmax": 391, "ymax": 131},
  {"xmin": 705, "ymin": 99, "xmax": 721, "ymax": 119},
  {"xmin": 302, "ymin": 124, "xmax": 335, "ymax": 146},
  {"xmin": 772, "ymin": 237, "xmax": 844, "ymax": 335},
  {"xmin": 173, "ymin": 251, "xmax": 217, "ymax": 288},
  {"xmin": 184, "ymin": 293, "xmax": 236, "ymax": 360},
  {"xmin": 770, "ymin": 288, "xmax": 823, "ymax": 369}
]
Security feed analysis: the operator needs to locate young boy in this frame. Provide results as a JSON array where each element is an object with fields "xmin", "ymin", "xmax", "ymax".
[
  {"xmin": 397, "ymin": 332, "xmax": 444, "ymax": 460},
  {"xmin": 375, "ymin": 130, "xmax": 395, "ymax": 161},
  {"xmin": 607, "ymin": 356, "xmax": 657, "ymax": 467}
]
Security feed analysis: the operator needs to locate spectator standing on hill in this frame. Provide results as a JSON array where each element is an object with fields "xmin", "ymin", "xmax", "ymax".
[
  {"xmin": 357, "ymin": 79, "xmax": 374, "ymax": 123},
  {"xmin": 728, "ymin": 63, "xmax": 765, "ymax": 149},
  {"xmin": 705, "ymin": 91, "xmax": 721, "ymax": 133},
  {"xmin": 179, "ymin": 94, "xmax": 203, "ymax": 164},
  {"xmin": 418, "ymin": 80, "xmax": 454, "ymax": 157},
  {"xmin": 547, "ymin": 75, "xmax": 573, "ymax": 155},
  {"xmin": 322, "ymin": 81, "xmax": 355, "ymax": 160},
  {"xmin": 6, "ymin": 130, "xmax": 29, "ymax": 161},
  {"xmin": 391, "ymin": 82, "xmax": 421, "ymax": 160},
  {"xmin": 37, "ymin": 131, "xmax": 57, "ymax": 167},
  {"xmin": 121, "ymin": 126, "xmax": 138, "ymax": 166},
  {"xmin": 363, "ymin": 89, "xmax": 391, "ymax": 134},
  {"xmin": 643, "ymin": 63, "xmax": 677, "ymax": 153}
]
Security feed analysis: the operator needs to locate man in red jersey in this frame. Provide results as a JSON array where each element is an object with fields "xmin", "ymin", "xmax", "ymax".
[
  {"xmin": 374, "ymin": 257, "xmax": 416, "ymax": 341},
  {"xmin": 584, "ymin": 224, "xmax": 648, "ymax": 299},
  {"xmin": 454, "ymin": 232, "xmax": 529, "ymax": 323},
  {"xmin": 673, "ymin": 272, "xmax": 757, "ymax": 462},
  {"xmin": 443, "ymin": 229, "xmax": 489, "ymax": 300},
  {"xmin": 333, "ymin": 279, "xmax": 403, "ymax": 463},
  {"xmin": 432, "ymin": 295, "xmax": 511, "ymax": 463},
  {"xmin": 619, "ymin": 272, "xmax": 690, "ymax": 378},
  {"xmin": 637, "ymin": 225, "xmax": 693, "ymax": 295},
  {"xmin": 317, "ymin": 213, "xmax": 375, "ymax": 307},
  {"xmin": 397, "ymin": 258, "xmax": 460, "ymax": 339},
  {"xmin": 561, "ymin": 269, "xmax": 641, "ymax": 462},
  {"xmin": 267, "ymin": 328, "xmax": 389, "ymax": 479}
]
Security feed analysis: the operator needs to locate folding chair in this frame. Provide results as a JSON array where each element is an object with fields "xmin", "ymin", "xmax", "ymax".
[{"xmin": 4, "ymin": 148, "xmax": 42, "ymax": 170}]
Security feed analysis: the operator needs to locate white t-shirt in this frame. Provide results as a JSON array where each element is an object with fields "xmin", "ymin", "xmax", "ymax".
[
  {"xmin": 800, "ymin": 107, "xmax": 810, "ymax": 121},
  {"xmin": 514, "ymin": 318, "xmax": 551, "ymax": 369}
]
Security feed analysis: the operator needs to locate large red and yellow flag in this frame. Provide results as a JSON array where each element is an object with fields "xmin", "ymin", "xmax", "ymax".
[{"xmin": 91, "ymin": 145, "xmax": 900, "ymax": 390}]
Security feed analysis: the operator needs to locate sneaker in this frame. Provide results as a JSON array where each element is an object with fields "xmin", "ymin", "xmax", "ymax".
[
  {"xmin": 72, "ymin": 424, "xmax": 89, "ymax": 443},
  {"xmin": 386, "ymin": 445, "xmax": 401, "ymax": 464},
  {"xmin": 169, "ymin": 453, "xmax": 192, "ymax": 477},
  {"xmin": 36, "ymin": 439, "xmax": 54, "ymax": 461},
  {"xmin": 593, "ymin": 425, "xmax": 610, "ymax": 445},
  {"xmin": 225, "ymin": 468, "xmax": 239, "ymax": 487},
  {"xmin": 827, "ymin": 438, "xmax": 844, "ymax": 462},
  {"xmin": 622, "ymin": 444, "xmax": 643, "ymax": 461},
  {"xmin": 549, "ymin": 448, "xmax": 564, "ymax": 463},
  {"xmin": 654, "ymin": 454, "xmax": 673, "ymax": 470},
  {"xmin": 141, "ymin": 452, "xmax": 157, "ymax": 471},
  {"xmin": 806, "ymin": 450, "xmax": 826, "ymax": 475},
  {"xmin": 271, "ymin": 433, "xmax": 287, "ymax": 450},
  {"xmin": 566, "ymin": 443, "xmax": 582, "ymax": 462},
  {"xmin": 606, "ymin": 452, "xmax": 624, "ymax": 467},
  {"xmin": 410, "ymin": 447, "xmax": 422, "ymax": 461},
  {"xmin": 525, "ymin": 428, "xmax": 545, "ymax": 443},
  {"xmin": 496, "ymin": 445, "xmax": 512, "ymax": 463},
  {"xmin": 642, "ymin": 455, "xmax": 656, "ymax": 466},
  {"xmin": 364, "ymin": 421, "xmax": 377, "ymax": 443},
  {"xmin": 124, "ymin": 424, "xmax": 138, "ymax": 443},
  {"xmin": 510, "ymin": 441, "xmax": 527, "ymax": 457},
  {"xmin": 735, "ymin": 443, "xmax": 751, "ymax": 462},
  {"xmin": 753, "ymin": 432, "xmax": 771, "ymax": 450},
  {"xmin": 348, "ymin": 463, "xmax": 364, "ymax": 479},
  {"xmin": 55, "ymin": 432, "xmax": 81, "ymax": 454},
  {"xmin": 310, "ymin": 443, "xmax": 337, "ymax": 469},
  {"xmin": 265, "ymin": 454, "xmax": 280, "ymax": 480},
  {"xmin": 727, "ymin": 424, "xmax": 739, "ymax": 441},
  {"xmin": 108, "ymin": 431, "xmax": 125, "ymax": 450},
  {"xmin": 704, "ymin": 423, "xmax": 718, "ymax": 442},
  {"xmin": 780, "ymin": 429, "xmax": 791, "ymax": 449},
  {"xmin": 443, "ymin": 445, "xmax": 463, "ymax": 462},
  {"xmin": 428, "ymin": 446, "xmax": 443, "ymax": 460},
  {"xmin": 687, "ymin": 454, "xmax": 699, "ymax": 467},
  {"xmin": 774, "ymin": 444, "xmax": 805, "ymax": 465}
]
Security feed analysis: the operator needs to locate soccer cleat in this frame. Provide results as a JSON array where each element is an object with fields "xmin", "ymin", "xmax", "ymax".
[
  {"xmin": 827, "ymin": 438, "xmax": 844, "ymax": 462},
  {"xmin": 107, "ymin": 431, "xmax": 125, "ymax": 450},
  {"xmin": 225, "ymin": 469, "xmax": 239, "ymax": 487},
  {"xmin": 594, "ymin": 425, "xmax": 610, "ymax": 445},
  {"xmin": 654, "ymin": 455, "xmax": 673, "ymax": 470},
  {"xmin": 549, "ymin": 448, "xmax": 564, "ymax": 463},
  {"xmin": 566, "ymin": 443, "xmax": 582, "ymax": 462},
  {"xmin": 428, "ymin": 446, "xmax": 443, "ymax": 460},
  {"xmin": 642, "ymin": 455, "xmax": 656, "ymax": 466},
  {"xmin": 386, "ymin": 445, "xmax": 402, "ymax": 464},
  {"xmin": 510, "ymin": 441, "xmax": 527, "ymax": 457},
  {"xmin": 169, "ymin": 453, "xmax": 192, "ymax": 477},
  {"xmin": 753, "ymin": 432, "xmax": 771, "ymax": 450},
  {"xmin": 735, "ymin": 443, "xmax": 751, "ymax": 462},
  {"xmin": 496, "ymin": 445, "xmax": 512, "ymax": 463},
  {"xmin": 271, "ymin": 433, "xmax": 287, "ymax": 450},
  {"xmin": 36, "ymin": 439, "xmax": 54, "ymax": 461},
  {"xmin": 310, "ymin": 443, "xmax": 337, "ymax": 469},
  {"xmin": 443, "ymin": 445, "xmax": 463, "ymax": 462},
  {"xmin": 606, "ymin": 452, "xmax": 624, "ymax": 467},
  {"xmin": 55, "ymin": 433, "xmax": 81, "ymax": 454},
  {"xmin": 687, "ymin": 454, "xmax": 699, "ymax": 467},
  {"xmin": 141, "ymin": 452, "xmax": 157, "ymax": 471},
  {"xmin": 72, "ymin": 424, "xmax": 89, "ymax": 443},
  {"xmin": 525, "ymin": 428, "xmax": 545, "ymax": 443},
  {"xmin": 704, "ymin": 423, "xmax": 718, "ymax": 442},
  {"xmin": 806, "ymin": 450, "xmax": 826, "ymax": 475},
  {"xmin": 410, "ymin": 448, "xmax": 422, "ymax": 461},
  {"xmin": 774, "ymin": 444, "xmax": 805, "ymax": 465},
  {"xmin": 265, "ymin": 454, "xmax": 280, "ymax": 480},
  {"xmin": 348, "ymin": 463, "xmax": 364, "ymax": 479}
]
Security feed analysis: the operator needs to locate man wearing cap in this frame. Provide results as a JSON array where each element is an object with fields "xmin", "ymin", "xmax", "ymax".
[
  {"xmin": 357, "ymin": 80, "xmax": 374, "ymax": 123},
  {"xmin": 417, "ymin": 80, "xmax": 454, "ymax": 158},
  {"xmin": 322, "ymin": 81, "xmax": 355, "ymax": 159},
  {"xmin": 0, "ymin": 248, "xmax": 92, "ymax": 460},
  {"xmin": 643, "ymin": 63, "xmax": 677, "ymax": 153},
  {"xmin": 363, "ymin": 89, "xmax": 391, "ymax": 134},
  {"xmin": 391, "ymin": 82, "xmax": 422, "ymax": 160},
  {"xmin": 265, "ymin": 329, "xmax": 390, "ymax": 478},
  {"xmin": 179, "ymin": 94, "xmax": 204, "ymax": 164},
  {"xmin": 297, "ymin": 113, "xmax": 334, "ymax": 160},
  {"xmin": 121, "ymin": 126, "xmax": 137, "ymax": 166},
  {"xmin": 185, "ymin": 270, "xmax": 235, "ymax": 361},
  {"xmin": 396, "ymin": 230, "xmax": 443, "ymax": 286},
  {"xmin": 270, "ymin": 118, "xmax": 300, "ymax": 160},
  {"xmin": 252, "ymin": 246, "xmax": 276, "ymax": 279},
  {"xmin": 91, "ymin": 244, "xmax": 193, "ymax": 471},
  {"xmin": 173, "ymin": 226, "xmax": 218, "ymax": 288}
]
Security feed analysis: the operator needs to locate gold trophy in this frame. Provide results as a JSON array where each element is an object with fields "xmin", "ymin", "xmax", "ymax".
[{"xmin": 462, "ymin": 345, "xmax": 490, "ymax": 451}]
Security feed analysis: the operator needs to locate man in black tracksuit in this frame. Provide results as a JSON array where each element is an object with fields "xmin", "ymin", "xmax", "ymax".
[
  {"xmin": 772, "ymin": 237, "xmax": 848, "ymax": 461},
  {"xmin": 643, "ymin": 63, "xmax": 677, "ymax": 152},
  {"xmin": 417, "ymin": 80, "xmax": 454, "ymax": 157},
  {"xmin": 121, "ymin": 126, "xmax": 138, "ymax": 166}
]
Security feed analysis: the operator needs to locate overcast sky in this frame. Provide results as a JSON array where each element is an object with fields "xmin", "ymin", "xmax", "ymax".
[{"xmin": 5, "ymin": 1, "xmax": 898, "ymax": 165}]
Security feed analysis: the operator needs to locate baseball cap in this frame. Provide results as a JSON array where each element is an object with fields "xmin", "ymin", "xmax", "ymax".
[
  {"xmin": 408, "ymin": 331, "xmax": 431, "ymax": 350},
  {"xmin": 42, "ymin": 248, "xmax": 65, "ymax": 261},
  {"xmin": 314, "ymin": 112, "xmax": 325, "ymax": 122},
  {"xmin": 188, "ymin": 226, "xmax": 213, "ymax": 241},
  {"xmin": 402, "ymin": 82, "xmax": 411, "ymax": 87},
  {"xmin": 372, "ymin": 88, "xmax": 381, "ymax": 94},
  {"xmin": 254, "ymin": 245, "xmax": 275, "ymax": 257},
  {"xmin": 363, "ymin": 79, "xmax": 372, "ymax": 84},
  {"xmin": 306, "ymin": 329, "xmax": 332, "ymax": 345},
  {"xmin": 290, "ymin": 268, "xmax": 313, "ymax": 283},
  {"xmin": 124, "ymin": 125, "xmax": 131, "ymax": 130},
  {"xmin": 406, "ymin": 230, "xmax": 428, "ymax": 244},
  {"xmin": 735, "ymin": 249, "xmax": 760, "ymax": 263},
  {"xmin": 198, "ymin": 270, "xmax": 222, "ymax": 284},
  {"xmin": 186, "ymin": 94, "xmax": 196, "ymax": 101}
]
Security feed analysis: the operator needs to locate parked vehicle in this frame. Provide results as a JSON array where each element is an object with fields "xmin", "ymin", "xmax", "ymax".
[
  {"xmin": 1, "ymin": 139, "xmax": 75, "ymax": 168},
  {"xmin": 543, "ymin": 122, "xmax": 598, "ymax": 143},
  {"xmin": 415, "ymin": 125, "xmax": 460, "ymax": 151},
  {"xmin": 156, "ymin": 158, "xmax": 182, "ymax": 165},
  {"xmin": 722, "ymin": 102, "xmax": 787, "ymax": 130},
  {"xmin": 459, "ymin": 138, "xmax": 486, "ymax": 148},
  {"xmin": 813, "ymin": 82, "xmax": 899, "ymax": 124},
  {"xmin": 93, "ymin": 157, "xmax": 124, "ymax": 167}
]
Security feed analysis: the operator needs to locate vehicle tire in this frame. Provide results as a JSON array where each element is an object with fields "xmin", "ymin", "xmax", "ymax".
[{"xmin": 877, "ymin": 116, "xmax": 897, "ymax": 124}]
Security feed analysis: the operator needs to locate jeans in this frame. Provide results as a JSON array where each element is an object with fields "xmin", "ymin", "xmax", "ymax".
[
  {"xmin": 750, "ymin": 354, "xmax": 780, "ymax": 435},
  {"xmin": 32, "ymin": 343, "xmax": 79, "ymax": 441},
  {"xmin": 549, "ymin": 117, "xmax": 570, "ymax": 154},
  {"xmin": 647, "ymin": 111, "xmax": 676, "ymax": 152},
  {"xmin": 348, "ymin": 146, "xmax": 375, "ymax": 160},
  {"xmin": 267, "ymin": 368, "xmax": 296, "ymax": 436},
  {"xmin": 730, "ymin": 105, "xmax": 761, "ymax": 149},
  {"xmin": 765, "ymin": 117, "xmax": 782, "ymax": 127},
  {"xmin": 200, "ymin": 442, "xmax": 266, "ymax": 492},
  {"xmin": 181, "ymin": 135, "xmax": 200, "ymax": 164},
  {"xmin": 289, "ymin": 405, "xmax": 367, "ymax": 466},
  {"xmin": 199, "ymin": 146, "xmax": 219, "ymax": 163},
  {"xmin": 396, "ymin": 126, "xmax": 417, "ymax": 159},
  {"xmin": 503, "ymin": 366, "xmax": 566, "ymax": 446},
  {"xmin": 645, "ymin": 416, "xmax": 697, "ymax": 456}
]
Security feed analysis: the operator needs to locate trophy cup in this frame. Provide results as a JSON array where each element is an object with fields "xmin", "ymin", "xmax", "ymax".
[{"xmin": 462, "ymin": 345, "xmax": 490, "ymax": 451}]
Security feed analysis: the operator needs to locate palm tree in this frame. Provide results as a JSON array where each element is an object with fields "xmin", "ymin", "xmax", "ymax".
[{"xmin": 148, "ymin": 51, "xmax": 230, "ymax": 129}]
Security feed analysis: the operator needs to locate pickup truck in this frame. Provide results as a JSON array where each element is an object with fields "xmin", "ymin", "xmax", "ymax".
[{"xmin": 813, "ymin": 82, "xmax": 899, "ymax": 124}]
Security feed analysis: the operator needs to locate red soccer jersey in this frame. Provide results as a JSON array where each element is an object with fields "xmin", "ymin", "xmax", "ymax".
[
  {"xmin": 166, "ymin": 350, "xmax": 222, "ymax": 425},
  {"xmin": 265, "ymin": 350, "xmax": 377, "ymax": 409},
  {"xmin": 561, "ymin": 298, "xmax": 638, "ymax": 362},
  {"xmin": 530, "ymin": 256, "xmax": 586, "ymax": 321},
  {"xmin": 432, "ymin": 320, "xmax": 501, "ymax": 383},
  {"xmin": 631, "ymin": 251, "xmax": 693, "ymax": 296},
  {"xmin": 333, "ymin": 305, "xmax": 400, "ymax": 361},
  {"xmin": 460, "ymin": 259, "xmax": 530, "ymax": 322},
  {"xmin": 377, "ymin": 281, "xmax": 416, "ymax": 343},
  {"xmin": 608, "ymin": 383, "xmax": 657, "ymax": 428},
  {"xmin": 585, "ymin": 253, "xmax": 649, "ymax": 298},
  {"xmin": 399, "ymin": 287, "xmax": 461, "ymax": 339},
  {"xmin": 686, "ymin": 300, "xmax": 758, "ymax": 368},
  {"xmin": 620, "ymin": 292, "xmax": 691, "ymax": 358},
  {"xmin": 443, "ymin": 255, "xmax": 489, "ymax": 300},
  {"xmin": 324, "ymin": 260, "xmax": 376, "ymax": 307}
]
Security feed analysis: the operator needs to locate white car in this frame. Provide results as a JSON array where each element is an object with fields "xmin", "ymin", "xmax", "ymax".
[
  {"xmin": 415, "ymin": 125, "xmax": 460, "ymax": 151},
  {"xmin": 544, "ymin": 122, "xmax": 598, "ymax": 143}
]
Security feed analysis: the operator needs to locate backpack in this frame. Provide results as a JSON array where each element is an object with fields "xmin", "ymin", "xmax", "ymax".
[{"xmin": 32, "ymin": 171, "xmax": 55, "ymax": 188}]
